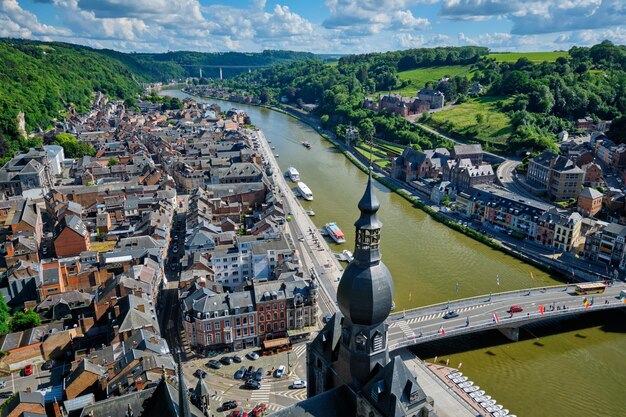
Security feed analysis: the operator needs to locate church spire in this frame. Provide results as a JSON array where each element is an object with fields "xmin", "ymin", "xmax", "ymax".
[
  {"xmin": 176, "ymin": 349, "xmax": 192, "ymax": 417},
  {"xmin": 353, "ymin": 169, "xmax": 383, "ymax": 265}
]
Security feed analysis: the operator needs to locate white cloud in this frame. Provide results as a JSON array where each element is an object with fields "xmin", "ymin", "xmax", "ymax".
[
  {"xmin": 395, "ymin": 32, "xmax": 452, "ymax": 48},
  {"xmin": 1, "ymin": 0, "xmax": 71, "ymax": 37}
]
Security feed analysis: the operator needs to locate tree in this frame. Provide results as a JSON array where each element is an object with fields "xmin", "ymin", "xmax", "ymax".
[
  {"xmin": 9, "ymin": 310, "xmax": 41, "ymax": 332},
  {"xmin": 108, "ymin": 157, "xmax": 119, "ymax": 166},
  {"xmin": 96, "ymin": 228, "xmax": 107, "ymax": 242},
  {"xmin": 52, "ymin": 133, "xmax": 96, "ymax": 159},
  {"xmin": 320, "ymin": 114, "xmax": 329, "ymax": 127},
  {"xmin": 0, "ymin": 293, "xmax": 10, "ymax": 336},
  {"xmin": 358, "ymin": 119, "xmax": 375, "ymax": 143}
]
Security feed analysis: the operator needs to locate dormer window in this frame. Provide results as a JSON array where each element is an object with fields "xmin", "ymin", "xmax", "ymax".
[
  {"xmin": 355, "ymin": 333, "xmax": 367, "ymax": 351},
  {"xmin": 372, "ymin": 332, "xmax": 384, "ymax": 352}
]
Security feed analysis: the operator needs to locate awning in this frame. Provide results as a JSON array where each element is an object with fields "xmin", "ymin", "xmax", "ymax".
[{"xmin": 262, "ymin": 337, "xmax": 290, "ymax": 350}]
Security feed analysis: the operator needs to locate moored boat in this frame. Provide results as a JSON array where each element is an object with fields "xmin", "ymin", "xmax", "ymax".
[
  {"xmin": 452, "ymin": 376, "xmax": 468, "ymax": 384},
  {"xmin": 306, "ymin": 210, "xmax": 315, "ymax": 216},
  {"xmin": 302, "ymin": 141, "xmax": 311, "ymax": 148},
  {"xmin": 480, "ymin": 400, "xmax": 496, "ymax": 408},
  {"xmin": 457, "ymin": 381, "xmax": 473, "ymax": 388},
  {"xmin": 287, "ymin": 167, "xmax": 300, "ymax": 182},
  {"xmin": 492, "ymin": 410, "xmax": 509, "ymax": 417},
  {"xmin": 469, "ymin": 390, "xmax": 485, "ymax": 398},
  {"xmin": 463, "ymin": 386, "xmax": 479, "ymax": 393},
  {"xmin": 324, "ymin": 222, "xmax": 346, "ymax": 244},
  {"xmin": 342, "ymin": 250, "xmax": 354, "ymax": 262},
  {"xmin": 447, "ymin": 372, "xmax": 462, "ymax": 380},
  {"xmin": 297, "ymin": 182, "xmax": 313, "ymax": 201}
]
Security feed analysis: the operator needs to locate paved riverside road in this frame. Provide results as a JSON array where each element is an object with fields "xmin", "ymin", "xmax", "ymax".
[{"xmin": 387, "ymin": 283, "xmax": 626, "ymax": 350}]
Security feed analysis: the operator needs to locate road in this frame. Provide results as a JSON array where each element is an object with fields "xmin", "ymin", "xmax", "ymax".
[
  {"xmin": 387, "ymin": 282, "xmax": 626, "ymax": 350},
  {"xmin": 0, "ymin": 362, "xmax": 70, "ymax": 401},
  {"xmin": 255, "ymin": 129, "xmax": 342, "ymax": 317}
]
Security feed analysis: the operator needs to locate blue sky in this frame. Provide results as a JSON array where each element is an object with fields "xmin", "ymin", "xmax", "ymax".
[{"xmin": 2, "ymin": 0, "xmax": 626, "ymax": 53}]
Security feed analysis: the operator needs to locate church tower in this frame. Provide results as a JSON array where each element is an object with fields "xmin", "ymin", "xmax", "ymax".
[{"xmin": 335, "ymin": 170, "xmax": 394, "ymax": 389}]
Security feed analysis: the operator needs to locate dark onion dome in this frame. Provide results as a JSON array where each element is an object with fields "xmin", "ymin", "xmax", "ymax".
[{"xmin": 337, "ymin": 170, "xmax": 394, "ymax": 325}]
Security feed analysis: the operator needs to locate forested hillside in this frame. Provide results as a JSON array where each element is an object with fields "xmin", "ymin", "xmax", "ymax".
[{"xmin": 225, "ymin": 42, "xmax": 626, "ymax": 155}]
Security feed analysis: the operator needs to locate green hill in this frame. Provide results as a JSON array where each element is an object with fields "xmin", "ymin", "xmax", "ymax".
[
  {"xmin": 486, "ymin": 51, "xmax": 568, "ymax": 62},
  {"xmin": 384, "ymin": 65, "xmax": 475, "ymax": 96}
]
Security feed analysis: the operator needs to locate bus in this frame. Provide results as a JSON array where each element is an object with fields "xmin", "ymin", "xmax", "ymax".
[{"xmin": 574, "ymin": 282, "xmax": 607, "ymax": 295}]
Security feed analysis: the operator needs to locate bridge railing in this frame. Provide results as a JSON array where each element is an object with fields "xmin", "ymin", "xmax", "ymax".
[
  {"xmin": 389, "ymin": 284, "xmax": 572, "ymax": 321},
  {"xmin": 389, "ymin": 298, "xmax": 625, "ymax": 350}
]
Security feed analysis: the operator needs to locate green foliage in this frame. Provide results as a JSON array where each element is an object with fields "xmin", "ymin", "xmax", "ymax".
[
  {"xmin": 52, "ymin": 133, "xmax": 96, "ymax": 158},
  {"xmin": 0, "ymin": 293, "xmax": 10, "ymax": 336},
  {"xmin": 486, "ymin": 52, "xmax": 568, "ymax": 63},
  {"xmin": 96, "ymin": 228, "xmax": 107, "ymax": 242},
  {"xmin": 161, "ymin": 96, "xmax": 183, "ymax": 110},
  {"xmin": 108, "ymin": 157, "xmax": 119, "ymax": 166},
  {"xmin": 9, "ymin": 309, "xmax": 41, "ymax": 332}
]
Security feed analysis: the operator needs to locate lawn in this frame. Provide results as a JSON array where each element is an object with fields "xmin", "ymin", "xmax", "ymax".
[
  {"xmin": 425, "ymin": 96, "xmax": 513, "ymax": 147},
  {"xmin": 486, "ymin": 51, "xmax": 568, "ymax": 63},
  {"xmin": 90, "ymin": 240, "xmax": 117, "ymax": 253},
  {"xmin": 381, "ymin": 65, "xmax": 474, "ymax": 96}
]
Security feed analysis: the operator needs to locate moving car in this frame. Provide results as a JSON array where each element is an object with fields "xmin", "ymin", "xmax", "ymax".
[
  {"xmin": 246, "ymin": 352, "xmax": 259, "ymax": 360},
  {"xmin": 274, "ymin": 365, "xmax": 285, "ymax": 378},
  {"xmin": 443, "ymin": 311, "xmax": 459, "ymax": 319},
  {"xmin": 508, "ymin": 305, "xmax": 523, "ymax": 313},
  {"xmin": 221, "ymin": 400, "xmax": 238, "ymax": 411},
  {"xmin": 207, "ymin": 359, "xmax": 222, "ymax": 369},
  {"xmin": 194, "ymin": 369, "xmax": 207, "ymax": 379},
  {"xmin": 244, "ymin": 379, "xmax": 261, "ymax": 390},
  {"xmin": 234, "ymin": 366, "xmax": 246, "ymax": 380},
  {"xmin": 291, "ymin": 380, "xmax": 307, "ymax": 389},
  {"xmin": 23, "ymin": 364, "xmax": 33, "ymax": 376}
]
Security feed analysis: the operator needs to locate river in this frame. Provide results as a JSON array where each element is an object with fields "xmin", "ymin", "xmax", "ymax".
[{"xmin": 161, "ymin": 89, "xmax": 626, "ymax": 417}]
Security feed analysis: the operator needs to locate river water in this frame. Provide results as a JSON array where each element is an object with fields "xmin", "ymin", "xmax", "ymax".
[{"xmin": 162, "ymin": 90, "xmax": 626, "ymax": 417}]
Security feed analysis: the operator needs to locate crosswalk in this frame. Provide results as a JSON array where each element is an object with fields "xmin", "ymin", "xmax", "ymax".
[
  {"xmin": 396, "ymin": 320, "xmax": 415, "ymax": 339},
  {"xmin": 250, "ymin": 383, "xmax": 271, "ymax": 404},
  {"xmin": 292, "ymin": 343, "xmax": 308, "ymax": 359},
  {"xmin": 391, "ymin": 304, "xmax": 489, "ymax": 327}
]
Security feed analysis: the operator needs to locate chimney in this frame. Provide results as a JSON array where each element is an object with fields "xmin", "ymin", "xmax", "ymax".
[
  {"xmin": 112, "ymin": 325, "xmax": 119, "ymax": 341},
  {"xmin": 52, "ymin": 400, "xmax": 62, "ymax": 417},
  {"xmin": 134, "ymin": 288, "xmax": 143, "ymax": 298},
  {"xmin": 113, "ymin": 304, "xmax": 120, "ymax": 318}
]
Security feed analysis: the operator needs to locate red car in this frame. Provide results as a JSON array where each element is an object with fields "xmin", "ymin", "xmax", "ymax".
[
  {"xmin": 228, "ymin": 411, "xmax": 248, "ymax": 417},
  {"xmin": 251, "ymin": 403, "xmax": 268, "ymax": 417},
  {"xmin": 23, "ymin": 364, "xmax": 33, "ymax": 376},
  {"xmin": 508, "ymin": 305, "xmax": 523, "ymax": 313}
]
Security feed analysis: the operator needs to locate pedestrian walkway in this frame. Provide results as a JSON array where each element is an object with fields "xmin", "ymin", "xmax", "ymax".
[
  {"xmin": 395, "ymin": 320, "xmax": 415, "ymax": 339},
  {"xmin": 250, "ymin": 383, "xmax": 271, "ymax": 404},
  {"xmin": 292, "ymin": 344, "xmax": 307, "ymax": 359},
  {"xmin": 275, "ymin": 389, "xmax": 308, "ymax": 402}
]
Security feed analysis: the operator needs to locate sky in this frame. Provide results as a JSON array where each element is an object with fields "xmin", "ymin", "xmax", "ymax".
[{"xmin": 1, "ymin": 0, "xmax": 626, "ymax": 54}]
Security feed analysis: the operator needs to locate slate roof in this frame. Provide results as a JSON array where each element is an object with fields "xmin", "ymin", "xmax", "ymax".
[
  {"xmin": 59, "ymin": 214, "xmax": 88, "ymax": 237},
  {"xmin": 579, "ymin": 187, "xmax": 603, "ymax": 200},
  {"xmin": 270, "ymin": 385, "xmax": 355, "ymax": 417}
]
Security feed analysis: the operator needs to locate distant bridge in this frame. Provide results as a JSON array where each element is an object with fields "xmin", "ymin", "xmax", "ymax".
[{"xmin": 386, "ymin": 283, "xmax": 626, "ymax": 351}]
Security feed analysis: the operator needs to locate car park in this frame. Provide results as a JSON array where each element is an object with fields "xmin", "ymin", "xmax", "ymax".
[
  {"xmin": 207, "ymin": 360, "xmax": 222, "ymax": 369},
  {"xmin": 221, "ymin": 400, "xmax": 238, "ymax": 411},
  {"xmin": 246, "ymin": 352, "xmax": 259, "ymax": 360},
  {"xmin": 443, "ymin": 311, "xmax": 459, "ymax": 319},
  {"xmin": 232, "ymin": 354, "xmax": 243, "ymax": 363},
  {"xmin": 274, "ymin": 365, "xmax": 285, "ymax": 378},
  {"xmin": 255, "ymin": 367, "xmax": 264, "ymax": 381},
  {"xmin": 508, "ymin": 305, "xmax": 523, "ymax": 313},
  {"xmin": 220, "ymin": 356, "xmax": 234, "ymax": 365},
  {"xmin": 291, "ymin": 380, "xmax": 307, "ymax": 389},
  {"xmin": 234, "ymin": 366, "xmax": 246, "ymax": 380},
  {"xmin": 244, "ymin": 379, "xmax": 261, "ymax": 390}
]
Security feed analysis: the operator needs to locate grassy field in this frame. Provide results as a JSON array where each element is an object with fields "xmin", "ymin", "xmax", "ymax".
[
  {"xmin": 381, "ymin": 65, "xmax": 474, "ymax": 96},
  {"xmin": 487, "ymin": 51, "xmax": 568, "ymax": 63},
  {"xmin": 426, "ymin": 96, "xmax": 513, "ymax": 147}
]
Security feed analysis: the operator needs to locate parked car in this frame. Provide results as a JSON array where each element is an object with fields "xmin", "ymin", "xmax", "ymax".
[
  {"xmin": 0, "ymin": 381, "xmax": 6, "ymax": 389},
  {"xmin": 220, "ymin": 356, "xmax": 234, "ymax": 365},
  {"xmin": 207, "ymin": 360, "xmax": 222, "ymax": 369},
  {"xmin": 274, "ymin": 365, "xmax": 285, "ymax": 378},
  {"xmin": 244, "ymin": 379, "xmax": 261, "ymax": 390},
  {"xmin": 255, "ymin": 368, "xmax": 264, "ymax": 381},
  {"xmin": 194, "ymin": 369, "xmax": 207, "ymax": 379},
  {"xmin": 323, "ymin": 315, "xmax": 333, "ymax": 324},
  {"xmin": 42, "ymin": 360, "xmax": 54, "ymax": 371},
  {"xmin": 0, "ymin": 392, "xmax": 12, "ymax": 398},
  {"xmin": 23, "ymin": 364, "xmax": 33, "ymax": 376},
  {"xmin": 246, "ymin": 352, "xmax": 259, "ymax": 360},
  {"xmin": 221, "ymin": 400, "xmax": 238, "ymax": 411},
  {"xmin": 244, "ymin": 366, "xmax": 255, "ymax": 380},
  {"xmin": 234, "ymin": 366, "xmax": 246, "ymax": 380},
  {"xmin": 228, "ymin": 411, "xmax": 248, "ymax": 417},
  {"xmin": 232, "ymin": 354, "xmax": 243, "ymax": 363},
  {"xmin": 508, "ymin": 305, "xmax": 524, "ymax": 313},
  {"xmin": 250, "ymin": 403, "xmax": 268, "ymax": 417},
  {"xmin": 291, "ymin": 380, "xmax": 307, "ymax": 389},
  {"xmin": 443, "ymin": 311, "xmax": 459, "ymax": 319}
]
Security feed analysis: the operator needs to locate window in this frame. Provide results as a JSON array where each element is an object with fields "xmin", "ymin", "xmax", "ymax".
[
  {"xmin": 280, "ymin": 321, "xmax": 285, "ymax": 330},
  {"xmin": 274, "ymin": 313, "xmax": 278, "ymax": 321},
  {"xmin": 215, "ymin": 322, "xmax": 220, "ymax": 330},
  {"xmin": 259, "ymin": 315, "xmax": 264, "ymax": 322},
  {"xmin": 260, "ymin": 324, "xmax": 265, "ymax": 332},
  {"xmin": 207, "ymin": 334, "xmax": 212, "ymax": 344},
  {"xmin": 224, "ymin": 320, "xmax": 230, "ymax": 328},
  {"xmin": 249, "ymin": 326, "xmax": 255, "ymax": 335},
  {"xmin": 236, "ymin": 318, "xmax": 241, "ymax": 326},
  {"xmin": 249, "ymin": 315, "xmax": 254, "ymax": 324},
  {"xmin": 206, "ymin": 323, "xmax": 211, "ymax": 331},
  {"xmin": 215, "ymin": 334, "xmax": 221, "ymax": 343}
]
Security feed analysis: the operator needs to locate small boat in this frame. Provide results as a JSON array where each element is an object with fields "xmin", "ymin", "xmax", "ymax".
[
  {"xmin": 324, "ymin": 222, "xmax": 346, "ymax": 244},
  {"xmin": 274, "ymin": 154, "xmax": 279, "ymax": 157},
  {"xmin": 485, "ymin": 405, "xmax": 503, "ymax": 413},
  {"xmin": 306, "ymin": 210, "xmax": 315, "ymax": 216},
  {"xmin": 342, "ymin": 250, "xmax": 354, "ymax": 262},
  {"xmin": 297, "ymin": 182, "xmax": 313, "ymax": 201},
  {"xmin": 447, "ymin": 372, "xmax": 462, "ymax": 379},
  {"xmin": 271, "ymin": 146, "xmax": 276, "ymax": 150},
  {"xmin": 480, "ymin": 400, "xmax": 496, "ymax": 408},
  {"xmin": 475, "ymin": 395, "xmax": 491, "ymax": 402},
  {"xmin": 492, "ymin": 410, "xmax": 509, "ymax": 417},
  {"xmin": 286, "ymin": 167, "xmax": 300, "ymax": 182},
  {"xmin": 302, "ymin": 141, "xmax": 311, "ymax": 148},
  {"xmin": 463, "ymin": 386, "xmax": 479, "ymax": 393},
  {"xmin": 268, "ymin": 139, "xmax": 272, "ymax": 143},
  {"xmin": 469, "ymin": 390, "xmax": 485, "ymax": 398},
  {"xmin": 457, "ymin": 381, "xmax": 473, "ymax": 388},
  {"xmin": 452, "ymin": 376, "xmax": 468, "ymax": 384}
]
